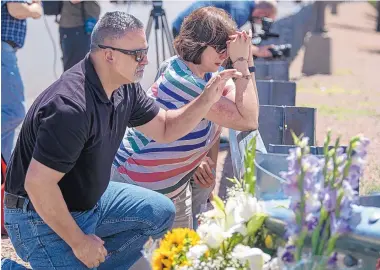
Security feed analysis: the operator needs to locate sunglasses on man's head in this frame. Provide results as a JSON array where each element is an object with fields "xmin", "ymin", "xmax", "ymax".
[{"xmin": 97, "ymin": 44, "xmax": 149, "ymax": 63}]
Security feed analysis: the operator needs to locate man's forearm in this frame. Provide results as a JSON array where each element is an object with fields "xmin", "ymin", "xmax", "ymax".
[
  {"xmin": 232, "ymin": 61, "xmax": 259, "ymax": 129},
  {"xmin": 25, "ymin": 180, "xmax": 85, "ymax": 249},
  {"xmin": 162, "ymin": 94, "xmax": 214, "ymax": 143},
  {"xmin": 251, "ymin": 44, "xmax": 260, "ymax": 56}
]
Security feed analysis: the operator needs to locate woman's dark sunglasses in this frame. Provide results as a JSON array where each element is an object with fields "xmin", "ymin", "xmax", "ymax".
[
  {"xmin": 210, "ymin": 44, "xmax": 227, "ymax": 54},
  {"xmin": 97, "ymin": 44, "xmax": 149, "ymax": 63}
]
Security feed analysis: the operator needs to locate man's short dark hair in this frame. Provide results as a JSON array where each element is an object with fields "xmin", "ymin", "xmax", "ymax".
[{"xmin": 90, "ymin": 11, "xmax": 144, "ymax": 51}]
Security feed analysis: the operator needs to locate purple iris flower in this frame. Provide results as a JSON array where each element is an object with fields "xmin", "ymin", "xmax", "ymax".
[
  {"xmin": 305, "ymin": 213, "xmax": 319, "ymax": 231},
  {"xmin": 328, "ymin": 252, "xmax": 338, "ymax": 267},
  {"xmin": 331, "ymin": 213, "xmax": 351, "ymax": 235},
  {"xmin": 345, "ymin": 164, "xmax": 361, "ymax": 190},
  {"xmin": 323, "ymin": 187, "xmax": 337, "ymax": 212},
  {"xmin": 281, "ymin": 245, "xmax": 296, "ymax": 263}
]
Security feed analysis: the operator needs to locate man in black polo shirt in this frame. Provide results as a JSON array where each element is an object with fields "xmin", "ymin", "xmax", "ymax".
[{"xmin": 3, "ymin": 11, "xmax": 241, "ymax": 269}]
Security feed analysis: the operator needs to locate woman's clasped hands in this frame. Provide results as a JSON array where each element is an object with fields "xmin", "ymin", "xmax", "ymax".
[{"xmin": 227, "ymin": 29, "xmax": 253, "ymax": 64}]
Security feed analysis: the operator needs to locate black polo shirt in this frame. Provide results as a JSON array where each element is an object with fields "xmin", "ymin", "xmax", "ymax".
[{"xmin": 6, "ymin": 54, "xmax": 160, "ymax": 211}]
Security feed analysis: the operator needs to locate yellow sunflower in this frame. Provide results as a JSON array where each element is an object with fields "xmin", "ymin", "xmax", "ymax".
[
  {"xmin": 179, "ymin": 259, "xmax": 191, "ymax": 267},
  {"xmin": 152, "ymin": 228, "xmax": 201, "ymax": 269},
  {"xmin": 162, "ymin": 228, "xmax": 200, "ymax": 251},
  {"xmin": 152, "ymin": 247, "xmax": 174, "ymax": 270}
]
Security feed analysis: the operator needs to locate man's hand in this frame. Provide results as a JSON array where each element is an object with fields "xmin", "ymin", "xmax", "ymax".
[
  {"xmin": 72, "ymin": 234, "xmax": 107, "ymax": 268},
  {"xmin": 252, "ymin": 45, "xmax": 274, "ymax": 58},
  {"xmin": 25, "ymin": 159, "xmax": 104, "ymax": 270},
  {"xmin": 194, "ymin": 157, "xmax": 216, "ymax": 188},
  {"xmin": 29, "ymin": 3, "xmax": 43, "ymax": 19},
  {"xmin": 135, "ymin": 70, "xmax": 241, "ymax": 144},
  {"xmin": 201, "ymin": 69, "xmax": 242, "ymax": 105},
  {"xmin": 29, "ymin": 0, "xmax": 42, "ymax": 19}
]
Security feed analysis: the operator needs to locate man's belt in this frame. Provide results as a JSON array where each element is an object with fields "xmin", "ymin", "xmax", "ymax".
[
  {"xmin": 4, "ymin": 193, "xmax": 35, "ymax": 211},
  {"xmin": 4, "ymin": 40, "xmax": 17, "ymax": 49}
]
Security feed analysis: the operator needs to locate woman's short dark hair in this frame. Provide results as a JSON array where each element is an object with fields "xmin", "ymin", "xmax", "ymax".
[{"xmin": 173, "ymin": 7, "xmax": 237, "ymax": 65}]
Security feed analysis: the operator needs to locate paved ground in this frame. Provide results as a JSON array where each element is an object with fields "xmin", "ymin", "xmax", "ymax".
[
  {"xmin": 289, "ymin": 1, "xmax": 380, "ymax": 195},
  {"xmin": 2, "ymin": 1, "xmax": 380, "ymax": 266}
]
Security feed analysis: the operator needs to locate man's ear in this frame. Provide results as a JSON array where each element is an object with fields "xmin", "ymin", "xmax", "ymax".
[{"xmin": 105, "ymin": 51, "xmax": 113, "ymax": 62}]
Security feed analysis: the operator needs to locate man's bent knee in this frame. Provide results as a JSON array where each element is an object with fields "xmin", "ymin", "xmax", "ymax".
[{"xmin": 148, "ymin": 194, "xmax": 175, "ymax": 239}]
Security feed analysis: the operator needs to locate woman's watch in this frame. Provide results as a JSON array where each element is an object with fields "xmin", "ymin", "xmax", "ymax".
[{"xmin": 248, "ymin": 66, "xmax": 256, "ymax": 73}]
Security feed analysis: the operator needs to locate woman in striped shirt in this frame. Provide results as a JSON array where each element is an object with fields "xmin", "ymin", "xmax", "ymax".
[{"xmin": 112, "ymin": 6, "xmax": 259, "ymax": 229}]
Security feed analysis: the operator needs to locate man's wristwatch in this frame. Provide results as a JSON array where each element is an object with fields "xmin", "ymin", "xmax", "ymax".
[{"xmin": 248, "ymin": 66, "xmax": 256, "ymax": 73}]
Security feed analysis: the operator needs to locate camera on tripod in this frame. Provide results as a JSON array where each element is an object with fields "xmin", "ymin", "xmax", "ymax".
[
  {"xmin": 145, "ymin": 0, "xmax": 175, "ymax": 69},
  {"xmin": 251, "ymin": 17, "xmax": 292, "ymax": 59},
  {"xmin": 152, "ymin": 0, "xmax": 162, "ymax": 8}
]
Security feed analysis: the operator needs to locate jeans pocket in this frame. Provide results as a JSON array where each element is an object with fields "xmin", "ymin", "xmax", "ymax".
[{"xmin": 4, "ymin": 223, "xmax": 30, "ymax": 262}]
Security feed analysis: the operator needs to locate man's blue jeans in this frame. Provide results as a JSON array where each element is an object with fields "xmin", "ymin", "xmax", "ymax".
[
  {"xmin": 1, "ymin": 41, "xmax": 26, "ymax": 163},
  {"xmin": 4, "ymin": 182, "xmax": 176, "ymax": 269}
]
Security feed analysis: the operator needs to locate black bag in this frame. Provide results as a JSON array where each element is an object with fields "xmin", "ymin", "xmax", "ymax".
[{"xmin": 42, "ymin": 1, "xmax": 63, "ymax": 16}]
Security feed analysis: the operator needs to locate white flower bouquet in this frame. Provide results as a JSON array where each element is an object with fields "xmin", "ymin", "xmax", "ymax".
[{"xmin": 144, "ymin": 136, "xmax": 275, "ymax": 270}]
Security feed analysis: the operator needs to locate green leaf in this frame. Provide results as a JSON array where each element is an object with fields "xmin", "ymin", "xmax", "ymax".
[
  {"xmin": 291, "ymin": 130, "xmax": 303, "ymax": 145},
  {"xmin": 227, "ymin": 233, "xmax": 245, "ymax": 252},
  {"xmin": 246, "ymin": 213, "xmax": 267, "ymax": 236},
  {"xmin": 243, "ymin": 135, "xmax": 257, "ymax": 196},
  {"xmin": 211, "ymin": 195, "xmax": 225, "ymax": 212},
  {"xmin": 227, "ymin": 177, "xmax": 241, "ymax": 187}
]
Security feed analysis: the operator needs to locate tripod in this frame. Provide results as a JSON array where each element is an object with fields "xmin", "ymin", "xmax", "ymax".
[{"xmin": 146, "ymin": 1, "xmax": 175, "ymax": 70}]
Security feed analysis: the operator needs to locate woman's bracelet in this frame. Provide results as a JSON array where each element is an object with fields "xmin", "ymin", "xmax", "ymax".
[
  {"xmin": 233, "ymin": 74, "xmax": 251, "ymax": 81},
  {"xmin": 232, "ymin": 57, "xmax": 248, "ymax": 65}
]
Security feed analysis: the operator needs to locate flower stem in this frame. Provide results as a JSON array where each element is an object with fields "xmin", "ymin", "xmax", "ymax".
[
  {"xmin": 312, "ymin": 208, "xmax": 327, "ymax": 255},
  {"xmin": 325, "ymin": 235, "xmax": 339, "ymax": 258},
  {"xmin": 330, "ymin": 137, "xmax": 340, "ymax": 187},
  {"xmin": 317, "ymin": 217, "xmax": 331, "ymax": 256},
  {"xmin": 323, "ymin": 131, "xmax": 332, "ymax": 186},
  {"xmin": 295, "ymin": 230, "xmax": 308, "ymax": 261},
  {"xmin": 335, "ymin": 189, "xmax": 344, "ymax": 218},
  {"xmin": 342, "ymin": 140, "xmax": 355, "ymax": 182}
]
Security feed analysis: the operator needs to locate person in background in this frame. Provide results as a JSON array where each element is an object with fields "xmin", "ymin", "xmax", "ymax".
[
  {"xmin": 59, "ymin": 0, "xmax": 100, "ymax": 71},
  {"xmin": 172, "ymin": 0, "xmax": 277, "ymax": 58},
  {"xmin": 1, "ymin": 0, "xmax": 43, "ymax": 163}
]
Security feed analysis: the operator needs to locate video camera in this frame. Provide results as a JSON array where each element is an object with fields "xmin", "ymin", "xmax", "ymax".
[
  {"xmin": 110, "ymin": 0, "xmax": 151, "ymax": 5},
  {"xmin": 251, "ymin": 17, "xmax": 292, "ymax": 59}
]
